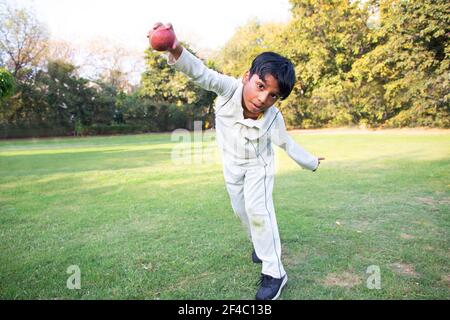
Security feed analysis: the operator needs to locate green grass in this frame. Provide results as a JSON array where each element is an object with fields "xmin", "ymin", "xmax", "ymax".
[{"xmin": 0, "ymin": 130, "xmax": 449, "ymax": 299}]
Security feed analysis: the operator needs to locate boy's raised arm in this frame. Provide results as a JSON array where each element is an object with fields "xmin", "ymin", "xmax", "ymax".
[{"xmin": 148, "ymin": 22, "xmax": 237, "ymax": 98}]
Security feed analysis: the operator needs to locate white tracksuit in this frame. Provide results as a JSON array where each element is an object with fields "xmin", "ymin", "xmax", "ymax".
[{"xmin": 168, "ymin": 48, "xmax": 319, "ymax": 279}]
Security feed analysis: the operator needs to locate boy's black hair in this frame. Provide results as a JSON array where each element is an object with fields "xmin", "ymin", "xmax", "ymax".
[{"xmin": 249, "ymin": 52, "xmax": 296, "ymax": 100}]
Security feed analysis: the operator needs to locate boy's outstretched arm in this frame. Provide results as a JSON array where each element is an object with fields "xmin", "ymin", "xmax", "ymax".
[
  {"xmin": 148, "ymin": 22, "xmax": 237, "ymax": 98},
  {"xmin": 271, "ymin": 112, "xmax": 325, "ymax": 172}
]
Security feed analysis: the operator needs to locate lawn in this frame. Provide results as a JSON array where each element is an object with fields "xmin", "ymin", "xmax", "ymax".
[{"xmin": 0, "ymin": 129, "xmax": 449, "ymax": 299}]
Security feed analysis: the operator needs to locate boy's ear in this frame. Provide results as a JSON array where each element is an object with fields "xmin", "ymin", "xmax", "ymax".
[{"xmin": 242, "ymin": 71, "xmax": 250, "ymax": 84}]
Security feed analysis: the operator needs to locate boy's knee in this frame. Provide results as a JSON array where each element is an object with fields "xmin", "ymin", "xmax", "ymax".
[
  {"xmin": 245, "ymin": 202, "xmax": 269, "ymax": 218},
  {"xmin": 249, "ymin": 215, "xmax": 266, "ymax": 231},
  {"xmin": 245, "ymin": 197, "xmax": 266, "ymax": 215}
]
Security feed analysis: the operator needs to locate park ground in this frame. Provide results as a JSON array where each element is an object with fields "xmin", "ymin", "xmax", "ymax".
[{"xmin": 0, "ymin": 128, "xmax": 449, "ymax": 299}]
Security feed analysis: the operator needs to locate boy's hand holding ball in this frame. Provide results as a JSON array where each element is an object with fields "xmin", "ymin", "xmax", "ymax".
[
  {"xmin": 147, "ymin": 22, "xmax": 182, "ymax": 59},
  {"xmin": 148, "ymin": 23, "xmax": 178, "ymax": 50}
]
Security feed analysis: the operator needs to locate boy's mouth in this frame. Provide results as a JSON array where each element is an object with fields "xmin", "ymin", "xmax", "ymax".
[{"xmin": 249, "ymin": 102, "xmax": 262, "ymax": 113}]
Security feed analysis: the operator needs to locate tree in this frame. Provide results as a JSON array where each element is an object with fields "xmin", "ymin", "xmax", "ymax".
[
  {"xmin": 79, "ymin": 38, "xmax": 140, "ymax": 93},
  {"xmin": 41, "ymin": 60, "xmax": 85, "ymax": 127},
  {"xmin": 0, "ymin": 1, "xmax": 50, "ymax": 133},
  {"xmin": 213, "ymin": 18, "xmax": 287, "ymax": 77},
  {"xmin": 0, "ymin": 2, "xmax": 49, "ymax": 78},
  {"xmin": 279, "ymin": 0, "xmax": 373, "ymax": 128},
  {"xmin": 140, "ymin": 44, "xmax": 216, "ymax": 130},
  {"xmin": 347, "ymin": 0, "xmax": 449, "ymax": 127},
  {"xmin": 46, "ymin": 39, "xmax": 77, "ymax": 67},
  {"xmin": 214, "ymin": 1, "xmax": 374, "ymax": 128}
]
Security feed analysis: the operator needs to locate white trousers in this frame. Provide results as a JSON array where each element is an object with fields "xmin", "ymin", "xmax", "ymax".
[{"xmin": 223, "ymin": 159, "xmax": 286, "ymax": 279}]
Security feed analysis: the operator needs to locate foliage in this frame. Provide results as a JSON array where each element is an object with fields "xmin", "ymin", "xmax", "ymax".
[
  {"xmin": 140, "ymin": 44, "xmax": 217, "ymax": 130},
  {"xmin": 0, "ymin": 68, "xmax": 15, "ymax": 98},
  {"xmin": 213, "ymin": 19, "xmax": 287, "ymax": 77},
  {"xmin": 0, "ymin": 0, "xmax": 449, "ymax": 138},
  {"xmin": 0, "ymin": 3, "xmax": 49, "ymax": 78},
  {"xmin": 215, "ymin": 0, "xmax": 449, "ymax": 128},
  {"xmin": 346, "ymin": 0, "xmax": 450, "ymax": 127}
]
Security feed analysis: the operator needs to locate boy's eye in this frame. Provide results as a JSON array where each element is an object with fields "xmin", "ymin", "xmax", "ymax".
[{"xmin": 256, "ymin": 82, "xmax": 279, "ymax": 99}]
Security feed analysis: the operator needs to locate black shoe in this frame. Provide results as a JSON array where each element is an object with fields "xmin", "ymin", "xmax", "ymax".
[
  {"xmin": 255, "ymin": 274, "xmax": 288, "ymax": 300},
  {"xmin": 252, "ymin": 250, "xmax": 262, "ymax": 264}
]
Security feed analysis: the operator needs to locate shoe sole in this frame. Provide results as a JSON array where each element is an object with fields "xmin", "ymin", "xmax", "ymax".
[{"xmin": 271, "ymin": 275, "xmax": 288, "ymax": 300}]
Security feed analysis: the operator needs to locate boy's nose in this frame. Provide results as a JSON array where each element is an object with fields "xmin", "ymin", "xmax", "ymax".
[{"xmin": 258, "ymin": 92, "xmax": 269, "ymax": 104}]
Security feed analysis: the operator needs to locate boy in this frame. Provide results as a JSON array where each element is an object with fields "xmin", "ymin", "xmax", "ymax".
[{"xmin": 148, "ymin": 23, "xmax": 324, "ymax": 300}]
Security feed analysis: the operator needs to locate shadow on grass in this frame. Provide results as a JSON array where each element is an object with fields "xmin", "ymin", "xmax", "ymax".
[{"xmin": 0, "ymin": 147, "xmax": 176, "ymax": 178}]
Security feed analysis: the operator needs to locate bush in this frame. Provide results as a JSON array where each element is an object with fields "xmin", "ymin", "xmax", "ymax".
[
  {"xmin": 0, "ymin": 123, "xmax": 70, "ymax": 139},
  {"xmin": 85, "ymin": 123, "xmax": 151, "ymax": 136},
  {"xmin": 0, "ymin": 68, "xmax": 15, "ymax": 98}
]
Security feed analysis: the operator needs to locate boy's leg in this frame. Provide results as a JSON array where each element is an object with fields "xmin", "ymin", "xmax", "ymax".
[
  {"xmin": 223, "ymin": 164, "xmax": 252, "ymax": 241},
  {"xmin": 244, "ymin": 162, "xmax": 286, "ymax": 279}
]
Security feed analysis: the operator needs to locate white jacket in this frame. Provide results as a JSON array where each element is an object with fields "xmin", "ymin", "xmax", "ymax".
[{"xmin": 168, "ymin": 48, "xmax": 319, "ymax": 171}]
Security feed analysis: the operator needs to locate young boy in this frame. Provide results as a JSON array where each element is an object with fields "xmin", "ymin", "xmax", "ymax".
[{"xmin": 148, "ymin": 23, "xmax": 324, "ymax": 300}]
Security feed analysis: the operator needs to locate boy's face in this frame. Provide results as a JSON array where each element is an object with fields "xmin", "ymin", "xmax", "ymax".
[{"xmin": 242, "ymin": 71, "xmax": 281, "ymax": 116}]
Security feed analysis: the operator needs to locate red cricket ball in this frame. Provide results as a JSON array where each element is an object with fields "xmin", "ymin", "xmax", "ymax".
[{"xmin": 150, "ymin": 26, "xmax": 176, "ymax": 51}]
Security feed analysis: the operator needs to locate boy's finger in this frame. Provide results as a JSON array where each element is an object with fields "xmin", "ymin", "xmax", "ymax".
[
  {"xmin": 153, "ymin": 22, "xmax": 163, "ymax": 30},
  {"xmin": 148, "ymin": 22, "xmax": 164, "ymax": 38}
]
